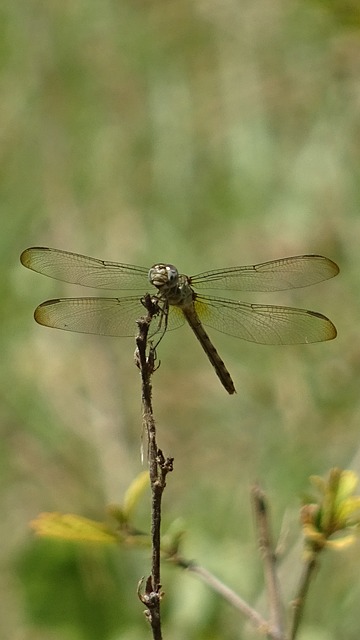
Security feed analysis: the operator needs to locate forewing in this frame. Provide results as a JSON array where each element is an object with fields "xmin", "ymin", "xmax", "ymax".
[
  {"xmin": 20, "ymin": 247, "xmax": 149, "ymax": 290},
  {"xmin": 194, "ymin": 295, "xmax": 337, "ymax": 344},
  {"xmin": 191, "ymin": 255, "xmax": 339, "ymax": 292}
]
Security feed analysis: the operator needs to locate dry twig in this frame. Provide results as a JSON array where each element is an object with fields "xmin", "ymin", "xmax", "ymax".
[{"xmin": 135, "ymin": 295, "xmax": 173, "ymax": 640}]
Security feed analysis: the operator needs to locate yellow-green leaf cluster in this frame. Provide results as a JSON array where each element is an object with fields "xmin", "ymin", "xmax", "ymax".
[{"xmin": 301, "ymin": 468, "xmax": 360, "ymax": 553}]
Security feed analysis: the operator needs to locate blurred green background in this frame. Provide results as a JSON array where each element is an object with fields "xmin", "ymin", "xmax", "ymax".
[{"xmin": 2, "ymin": 0, "xmax": 360, "ymax": 638}]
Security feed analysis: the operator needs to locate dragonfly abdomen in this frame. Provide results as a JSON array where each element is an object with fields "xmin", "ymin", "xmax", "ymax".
[{"xmin": 182, "ymin": 307, "xmax": 236, "ymax": 395}]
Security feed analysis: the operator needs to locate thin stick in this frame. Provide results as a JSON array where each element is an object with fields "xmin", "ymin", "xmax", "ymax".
[
  {"xmin": 289, "ymin": 555, "xmax": 317, "ymax": 640},
  {"xmin": 176, "ymin": 556, "xmax": 269, "ymax": 632},
  {"xmin": 252, "ymin": 484, "xmax": 285, "ymax": 640},
  {"xmin": 136, "ymin": 295, "xmax": 173, "ymax": 640}
]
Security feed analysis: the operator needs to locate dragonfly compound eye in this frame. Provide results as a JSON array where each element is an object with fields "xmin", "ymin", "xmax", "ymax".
[
  {"xmin": 149, "ymin": 264, "xmax": 178, "ymax": 288},
  {"xmin": 166, "ymin": 265, "xmax": 178, "ymax": 282}
]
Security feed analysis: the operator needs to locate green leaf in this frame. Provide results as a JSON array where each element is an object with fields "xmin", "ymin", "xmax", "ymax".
[
  {"xmin": 31, "ymin": 512, "xmax": 118, "ymax": 545},
  {"xmin": 123, "ymin": 470, "xmax": 149, "ymax": 519}
]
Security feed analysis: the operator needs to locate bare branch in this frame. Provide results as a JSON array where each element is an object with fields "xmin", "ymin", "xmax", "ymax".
[
  {"xmin": 289, "ymin": 556, "xmax": 317, "ymax": 640},
  {"xmin": 252, "ymin": 484, "xmax": 285, "ymax": 640},
  {"xmin": 135, "ymin": 295, "xmax": 173, "ymax": 640},
  {"xmin": 184, "ymin": 558, "xmax": 268, "ymax": 629}
]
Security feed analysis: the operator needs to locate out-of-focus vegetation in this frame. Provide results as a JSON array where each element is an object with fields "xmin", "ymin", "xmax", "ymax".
[{"xmin": 2, "ymin": 0, "xmax": 360, "ymax": 638}]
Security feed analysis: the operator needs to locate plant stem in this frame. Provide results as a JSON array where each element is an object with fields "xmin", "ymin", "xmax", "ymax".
[
  {"xmin": 252, "ymin": 484, "xmax": 285, "ymax": 640},
  {"xmin": 289, "ymin": 555, "xmax": 318, "ymax": 640},
  {"xmin": 136, "ymin": 295, "xmax": 173, "ymax": 640}
]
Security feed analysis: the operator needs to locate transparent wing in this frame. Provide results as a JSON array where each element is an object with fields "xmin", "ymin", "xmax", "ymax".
[
  {"xmin": 34, "ymin": 296, "xmax": 185, "ymax": 337},
  {"xmin": 191, "ymin": 255, "xmax": 339, "ymax": 292},
  {"xmin": 193, "ymin": 295, "xmax": 337, "ymax": 344},
  {"xmin": 20, "ymin": 247, "xmax": 149, "ymax": 290}
]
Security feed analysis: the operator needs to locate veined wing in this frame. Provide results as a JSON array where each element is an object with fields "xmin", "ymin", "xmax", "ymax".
[
  {"xmin": 20, "ymin": 247, "xmax": 149, "ymax": 290},
  {"xmin": 35, "ymin": 297, "xmax": 151, "ymax": 336},
  {"xmin": 193, "ymin": 295, "xmax": 337, "ymax": 344},
  {"xmin": 191, "ymin": 255, "xmax": 339, "ymax": 292},
  {"xmin": 34, "ymin": 296, "xmax": 185, "ymax": 336}
]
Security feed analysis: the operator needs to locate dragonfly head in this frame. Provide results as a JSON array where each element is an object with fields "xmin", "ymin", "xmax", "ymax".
[{"xmin": 149, "ymin": 263, "xmax": 179, "ymax": 291}]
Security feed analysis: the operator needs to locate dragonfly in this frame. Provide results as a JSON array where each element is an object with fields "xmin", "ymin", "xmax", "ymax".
[{"xmin": 20, "ymin": 247, "xmax": 339, "ymax": 394}]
